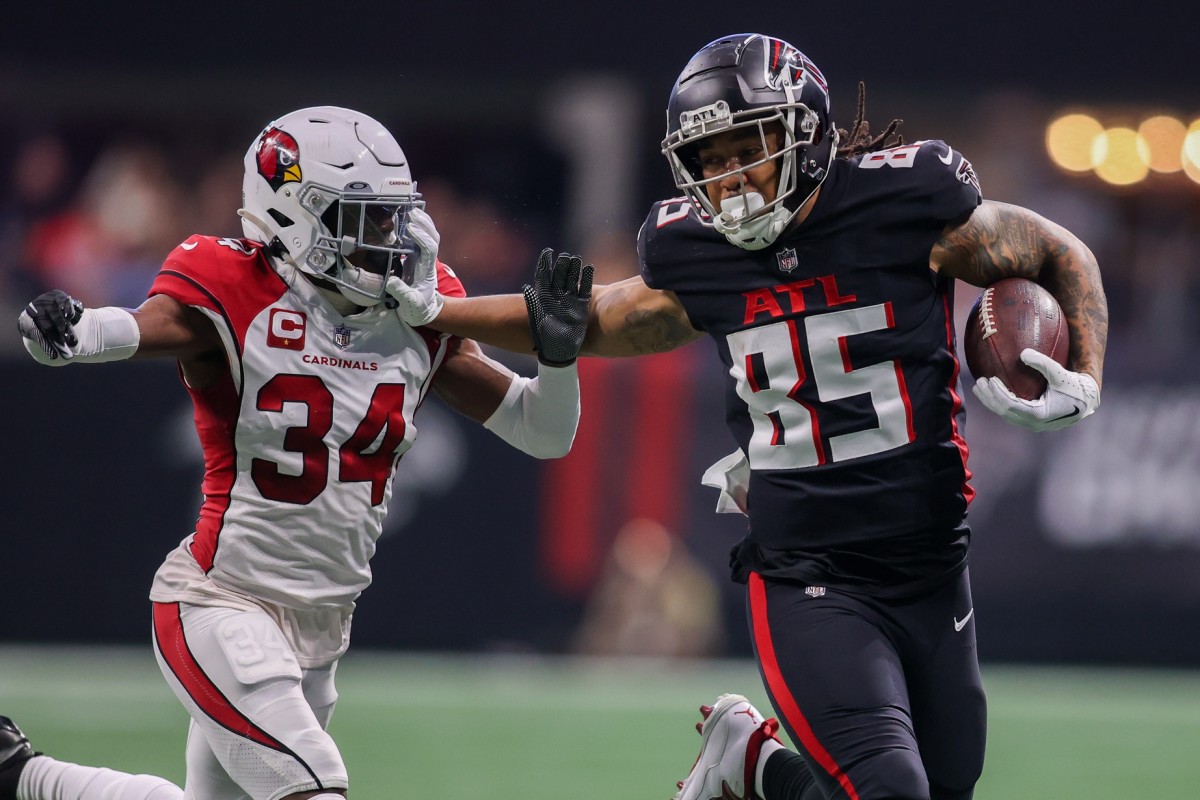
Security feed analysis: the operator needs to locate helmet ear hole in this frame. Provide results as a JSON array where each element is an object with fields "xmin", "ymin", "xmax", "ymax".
[
  {"xmin": 320, "ymin": 201, "xmax": 340, "ymax": 235},
  {"xmin": 267, "ymin": 209, "xmax": 294, "ymax": 228}
]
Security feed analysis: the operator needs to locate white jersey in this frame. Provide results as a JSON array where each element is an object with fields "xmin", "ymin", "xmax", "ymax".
[{"xmin": 148, "ymin": 235, "xmax": 465, "ymax": 612}]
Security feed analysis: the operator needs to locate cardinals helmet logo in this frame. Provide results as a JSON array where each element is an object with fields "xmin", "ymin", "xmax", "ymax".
[{"xmin": 256, "ymin": 127, "xmax": 302, "ymax": 191}]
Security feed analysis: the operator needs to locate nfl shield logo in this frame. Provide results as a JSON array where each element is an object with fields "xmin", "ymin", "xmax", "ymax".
[
  {"xmin": 805, "ymin": 586, "xmax": 826, "ymax": 598},
  {"xmin": 776, "ymin": 247, "xmax": 799, "ymax": 273},
  {"xmin": 333, "ymin": 324, "xmax": 352, "ymax": 350}
]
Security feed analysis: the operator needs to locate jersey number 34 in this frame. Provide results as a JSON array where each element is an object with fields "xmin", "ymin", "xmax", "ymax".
[{"xmin": 251, "ymin": 375, "xmax": 407, "ymax": 506}]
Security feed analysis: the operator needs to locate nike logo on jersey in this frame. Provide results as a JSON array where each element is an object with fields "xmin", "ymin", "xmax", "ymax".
[
  {"xmin": 954, "ymin": 609, "xmax": 974, "ymax": 632},
  {"xmin": 181, "ymin": 241, "xmax": 199, "ymax": 250},
  {"xmin": 938, "ymin": 143, "xmax": 955, "ymax": 166}
]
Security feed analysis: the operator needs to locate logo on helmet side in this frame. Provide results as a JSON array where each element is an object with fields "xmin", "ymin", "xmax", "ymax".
[
  {"xmin": 256, "ymin": 127, "xmax": 303, "ymax": 191},
  {"xmin": 763, "ymin": 39, "xmax": 829, "ymax": 97}
]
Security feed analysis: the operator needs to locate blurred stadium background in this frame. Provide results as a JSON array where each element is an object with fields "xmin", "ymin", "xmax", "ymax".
[{"xmin": 3, "ymin": 1, "xmax": 1199, "ymax": 796}]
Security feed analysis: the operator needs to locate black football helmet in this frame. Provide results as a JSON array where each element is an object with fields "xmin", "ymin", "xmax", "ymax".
[{"xmin": 662, "ymin": 34, "xmax": 838, "ymax": 250}]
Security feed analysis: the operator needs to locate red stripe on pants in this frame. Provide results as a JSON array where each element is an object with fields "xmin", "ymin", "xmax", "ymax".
[
  {"xmin": 151, "ymin": 602, "xmax": 287, "ymax": 751},
  {"xmin": 748, "ymin": 573, "xmax": 860, "ymax": 800}
]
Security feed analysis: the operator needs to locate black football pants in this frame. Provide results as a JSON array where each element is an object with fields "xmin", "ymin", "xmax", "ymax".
[{"xmin": 746, "ymin": 568, "xmax": 985, "ymax": 800}]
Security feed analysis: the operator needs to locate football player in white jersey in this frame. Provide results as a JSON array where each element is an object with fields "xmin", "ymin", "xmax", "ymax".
[{"xmin": 2, "ymin": 106, "xmax": 592, "ymax": 800}]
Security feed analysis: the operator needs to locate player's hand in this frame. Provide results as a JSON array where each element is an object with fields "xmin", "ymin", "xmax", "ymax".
[
  {"xmin": 972, "ymin": 349, "xmax": 1100, "ymax": 431},
  {"xmin": 523, "ymin": 248, "xmax": 594, "ymax": 366},
  {"xmin": 385, "ymin": 206, "xmax": 444, "ymax": 326},
  {"xmin": 17, "ymin": 289, "xmax": 85, "ymax": 364}
]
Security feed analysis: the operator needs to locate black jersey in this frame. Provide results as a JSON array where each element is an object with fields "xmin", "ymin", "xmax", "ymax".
[{"xmin": 640, "ymin": 140, "xmax": 983, "ymax": 595}]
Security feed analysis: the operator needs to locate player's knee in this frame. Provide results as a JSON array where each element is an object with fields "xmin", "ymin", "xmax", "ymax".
[
  {"xmin": 860, "ymin": 749, "xmax": 929, "ymax": 800},
  {"xmin": 928, "ymin": 763, "xmax": 982, "ymax": 800},
  {"xmin": 96, "ymin": 773, "xmax": 182, "ymax": 800}
]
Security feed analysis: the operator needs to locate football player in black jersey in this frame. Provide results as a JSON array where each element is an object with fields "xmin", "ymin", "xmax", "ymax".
[{"xmin": 391, "ymin": 33, "xmax": 1108, "ymax": 800}]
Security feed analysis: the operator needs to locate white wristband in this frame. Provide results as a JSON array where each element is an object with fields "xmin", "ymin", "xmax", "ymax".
[
  {"xmin": 21, "ymin": 307, "xmax": 141, "ymax": 366},
  {"xmin": 483, "ymin": 361, "xmax": 580, "ymax": 459}
]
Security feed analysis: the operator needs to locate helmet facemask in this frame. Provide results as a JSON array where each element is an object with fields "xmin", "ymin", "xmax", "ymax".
[
  {"xmin": 664, "ymin": 102, "xmax": 832, "ymax": 251},
  {"xmin": 306, "ymin": 188, "xmax": 421, "ymax": 307}
]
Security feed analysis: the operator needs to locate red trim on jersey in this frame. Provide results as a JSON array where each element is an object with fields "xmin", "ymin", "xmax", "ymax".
[
  {"xmin": 152, "ymin": 237, "xmax": 289, "ymax": 358},
  {"xmin": 941, "ymin": 290, "xmax": 974, "ymax": 503},
  {"xmin": 433, "ymin": 260, "xmax": 467, "ymax": 299},
  {"xmin": 768, "ymin": 411, "xmax": 784, "ymax": 446},
  {"xmin": 884, "ymin": 303, "xmax": 916, "ymax": 442},
  {"xmin": 894, "ymin": 362, "xmax": 917, "ymax": 442},
  {"xmin": 151, "ymin": 240, "xmax": 291, "ymax": 571},
  {"xmin": 786, "ymin": 320, "xmax": 826, "ymax": 465},
  {"xmin": 151, "ymin": 602, "xmax": 289, "ymax": 752},
  {"xmin": 746, "ymin": 354, "xmax": 761, "ymax": 393},
  {"xmin": 187, "ymin": 369, "xmax": 243, "ymax": 572},
  {"xmin": 749, "ymin": 574, "xmax": 860, "ymax": 800},
  {"xmin": 412, "ymin": 260, "xmax": 468, "ymax": 412}
]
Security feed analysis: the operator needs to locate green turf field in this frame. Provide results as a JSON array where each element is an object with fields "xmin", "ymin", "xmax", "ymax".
[{"xmin": 3, "ymin": 645, "xmax": 1199, "ymax": 798}]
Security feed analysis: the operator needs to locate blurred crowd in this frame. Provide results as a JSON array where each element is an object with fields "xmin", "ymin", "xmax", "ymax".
[{"xmin": 0, "ymin": 118, "xmax": 644, "ymax": 359}]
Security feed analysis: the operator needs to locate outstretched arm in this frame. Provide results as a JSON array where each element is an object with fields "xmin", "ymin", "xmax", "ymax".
[
  {"xmin": 425, "ymin": 293, "xmax": 534, "ymax": 354},
  {"xmin": 19, "ymin": 291, "xmax": 222, "ymax": 365},
  {"xmin": 432, "ymin": 274, "xmax": 702, "ymax": 358},
  {"xmin": 390, "ymin": 245, "xmax": 703, "ymax": 359},
  {"xmin": 583, "ymin": 276, "xmax": 704, "ymax": 356},
  {"xmin": 433, "ymin": 336, "xmax": 579, "ymax": 460},
  {"xmin": 931, "ymin": 199, "xmax": 1108, "ymax": 387}
]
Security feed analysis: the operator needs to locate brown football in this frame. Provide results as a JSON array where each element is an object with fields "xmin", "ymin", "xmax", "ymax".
[{"xmin": 964, "ymin": 278, "xmax": 1069, "ymax": 400}]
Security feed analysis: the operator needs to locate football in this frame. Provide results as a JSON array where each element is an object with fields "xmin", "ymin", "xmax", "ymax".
[{"xmin": 964, "ymin": 278, "xmax": 1069, "ymax": 400}]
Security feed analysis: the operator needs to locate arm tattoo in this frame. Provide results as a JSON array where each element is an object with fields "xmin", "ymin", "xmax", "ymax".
[
  {"xmin": 934, "ymin": 202, "xmax": 1046, "ymax": 284},
  {"xmin": 937, "ymin": 200, "xmax": 1109, "ymax": 385},
  {"xmin": 619, "ymin": 307, "xmax": 702, "ymax": 354}
]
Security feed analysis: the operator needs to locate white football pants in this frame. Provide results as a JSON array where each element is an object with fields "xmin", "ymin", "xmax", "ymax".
[{"xmin": 152, "ymin": 602, "xmax": 348, "ymax": 800}]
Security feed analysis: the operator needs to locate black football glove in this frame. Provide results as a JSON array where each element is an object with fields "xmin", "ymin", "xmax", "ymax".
[
  {"xmin": 522, "ymin": 248, "xmax": 594, "ymax": 366},
  {"xmin": 17, "ymin": 289, "xmax": 85, "ymax": 360}
]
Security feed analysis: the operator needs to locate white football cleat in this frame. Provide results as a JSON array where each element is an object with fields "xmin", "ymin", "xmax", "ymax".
[{"xmin": 674, "ymin": 693, "xmax": 782, "ymax": 800}]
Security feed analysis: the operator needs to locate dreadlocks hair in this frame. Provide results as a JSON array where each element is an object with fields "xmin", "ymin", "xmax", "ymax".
[{"xmin": 835, "ymin": 81, "xmax": 903, "ymax": 159}]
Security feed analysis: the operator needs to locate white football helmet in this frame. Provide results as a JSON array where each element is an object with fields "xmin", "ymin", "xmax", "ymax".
[{"xmin": 239, "ymin": 106, "xmax": 421, "ymax": 306}]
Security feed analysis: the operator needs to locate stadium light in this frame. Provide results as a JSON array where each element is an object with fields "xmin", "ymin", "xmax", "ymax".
[
  {"xmin": 1183, "ymin": 120, "xmax": 1200, "ymax": 185},
  {"xmin": 1046, "ymin": 113, "xmax": 1104, "ymax": 173},
  {"xmin": 1092, "ymin": 127, "xmax": 1149, "ymax": 186},
  {"xmin": 1137, "ymin": 116, "xmax": 1186, "ymax": 173},
  {"xmin": 1047, "ymin": 110, "xmax": 1200, "ymax": 188}
]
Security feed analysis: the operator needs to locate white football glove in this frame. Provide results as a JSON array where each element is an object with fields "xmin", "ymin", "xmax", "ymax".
[
  {"xmin": 385, "ymin": 206, "xmax": 444, "ymax": 327},
  {"xmin": 972, "ymin": 348, "xmax": 1100, "ymax": 432}
]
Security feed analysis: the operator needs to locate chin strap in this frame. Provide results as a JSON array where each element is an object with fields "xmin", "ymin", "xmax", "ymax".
[{"xmin": 236, "ymin": 208, "xmax": 272, "ymax": 242}]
